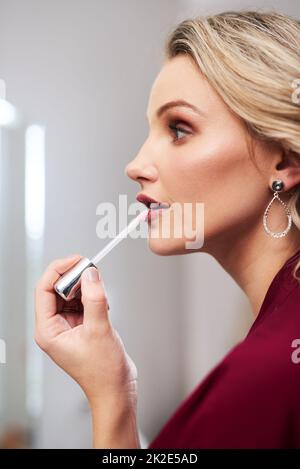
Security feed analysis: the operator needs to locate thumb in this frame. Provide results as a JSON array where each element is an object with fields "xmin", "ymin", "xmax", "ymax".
[{"xmin": 81, "ymin": 267, "xmax": 109, "ymax": 329}]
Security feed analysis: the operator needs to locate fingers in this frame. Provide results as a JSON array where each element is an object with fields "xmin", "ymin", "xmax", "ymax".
[
  {"xmin": 37, "ymin": 254, "xmax": 83, "ymax": 293},
  {"xmin": 80, "ymin": 267, "xmax": 110, "ymax": 330},
  {"xmin": 35, "ymin": 254, "xmax": 83, "ymax": 322}
]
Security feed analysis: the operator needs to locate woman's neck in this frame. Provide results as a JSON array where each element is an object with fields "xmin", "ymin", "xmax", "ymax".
[{"xmin": 207, "ymin": 223, "xmax": 300, "ymax": 318}]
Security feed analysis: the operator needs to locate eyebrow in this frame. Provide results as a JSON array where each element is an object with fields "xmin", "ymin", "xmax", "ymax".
[{"xmin": 146, "ymin": 99, "xmax": 206, "ymax": 122}]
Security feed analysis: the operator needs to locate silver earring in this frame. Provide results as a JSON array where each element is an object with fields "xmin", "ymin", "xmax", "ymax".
[{"xmin": 263, "ymin": 180, "xmax": 292, "ymax": 238}]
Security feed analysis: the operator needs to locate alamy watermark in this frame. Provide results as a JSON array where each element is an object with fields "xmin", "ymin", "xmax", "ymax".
[
  {"xmin": 95, "ymin": 195, "xmax": 205, "ymax": 250},
  {"xmin": 291, "ymin": 79, "xmax": 300, "ymax": 104},
  {"xmin": 291, "ymin": 338, "xmax": 300, "ymax": 364}
]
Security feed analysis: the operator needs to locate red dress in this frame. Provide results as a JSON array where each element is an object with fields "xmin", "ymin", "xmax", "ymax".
[{"xmin": 148, "ymin": 248, "xmax": 300, "ymax": 449}]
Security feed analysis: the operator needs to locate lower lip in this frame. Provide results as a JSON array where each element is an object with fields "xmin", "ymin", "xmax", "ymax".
[{"xmin": 147, "ymin": 208, "xmax": 169, "ymax": 223}]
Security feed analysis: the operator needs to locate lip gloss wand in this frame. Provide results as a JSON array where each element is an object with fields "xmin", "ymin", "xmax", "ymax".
[{"xmin": 54, "ymin": 209, "xmax": 148, "ymax": 302}]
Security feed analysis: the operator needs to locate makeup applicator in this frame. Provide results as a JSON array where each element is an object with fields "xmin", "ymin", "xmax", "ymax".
[{"xmin": 54, "ymin": 209, "xmax": 148, "ymax": 302}]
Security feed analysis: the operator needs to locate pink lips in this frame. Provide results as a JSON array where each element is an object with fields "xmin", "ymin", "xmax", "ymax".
[
  {"xmin": 136, "ymin": 193, "xmax": 159, "ymax": 207},
  {"xmin": 136, "ymin": 193, "xmax": 170, "ymax": 223}
]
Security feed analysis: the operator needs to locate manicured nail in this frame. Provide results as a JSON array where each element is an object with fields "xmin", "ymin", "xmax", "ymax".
[{"xmin": 85, "ymin": 267, "xmax": 100, "ymax": 282}]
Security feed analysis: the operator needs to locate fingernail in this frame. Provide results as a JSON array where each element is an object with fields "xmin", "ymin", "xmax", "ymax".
[{"xmin": 85, "ymin": 267, "xmax": 100, "ymax": 282}]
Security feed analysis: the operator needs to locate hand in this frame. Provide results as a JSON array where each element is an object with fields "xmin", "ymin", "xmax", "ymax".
[{"xmin": 34, "ymin": 254, "xmax": 140, "ymax": 447}]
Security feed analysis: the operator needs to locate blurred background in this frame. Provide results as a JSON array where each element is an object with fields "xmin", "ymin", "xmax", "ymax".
[{"xmin": 0, "ymin": 0, "xmax": 298, "ymax": 449}]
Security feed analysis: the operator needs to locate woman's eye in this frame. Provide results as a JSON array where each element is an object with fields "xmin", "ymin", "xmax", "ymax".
[{"xmin": 168, "ymin": 120, "xmax": 191, "ymax": 142}]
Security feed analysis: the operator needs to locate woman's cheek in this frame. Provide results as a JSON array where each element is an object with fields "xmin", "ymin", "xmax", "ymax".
[{"xmin": 168, "ymin": 144, "xmax": 225, "ymax": 199}]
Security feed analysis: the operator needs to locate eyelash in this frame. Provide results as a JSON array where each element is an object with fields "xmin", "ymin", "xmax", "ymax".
[{"xmin": 168, "ymin": 119, "xmax": 191, "ymax": 142}]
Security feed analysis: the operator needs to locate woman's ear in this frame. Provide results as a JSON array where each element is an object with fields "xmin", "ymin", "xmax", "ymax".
[{"xmin": 272, "ymin": 149, "xmax": 300, "ymax": 193}]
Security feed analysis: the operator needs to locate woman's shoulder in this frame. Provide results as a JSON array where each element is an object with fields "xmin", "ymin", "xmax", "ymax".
[
  {"xmin": 148, "ymin": 278, "xmax": 300, "ymax": 449},
  {"xmin": 219, "ymin": 294, "xmax": 300, "ymax": 404},
  {"xmin": 220, "ymin": 252, "xmax": 300, "ymax": 391},
  {"xmin": 149, "ymin": 329, "xmax": 300, "ymax": 449}
]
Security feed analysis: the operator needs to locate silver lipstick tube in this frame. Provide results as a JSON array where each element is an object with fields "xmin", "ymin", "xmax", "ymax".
[{"xmin": 54, "ymin": 257, "xmax": 96, "ymax": 301}]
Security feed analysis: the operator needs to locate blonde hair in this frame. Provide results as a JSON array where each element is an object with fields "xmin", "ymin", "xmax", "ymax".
[{"xmin": 164, "ymin": 10, "xmax": 300, "ymax": 281}]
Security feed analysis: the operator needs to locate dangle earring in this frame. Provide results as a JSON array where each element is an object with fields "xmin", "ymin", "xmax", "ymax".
[{"xmin": 263, "ymin": 179, "xmax": 292, "ymax": 238}]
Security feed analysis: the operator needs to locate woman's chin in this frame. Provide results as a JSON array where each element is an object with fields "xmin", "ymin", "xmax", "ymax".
[{"xmin": 148, "ymin": 237, "xmax": 187, "ymax": 256}]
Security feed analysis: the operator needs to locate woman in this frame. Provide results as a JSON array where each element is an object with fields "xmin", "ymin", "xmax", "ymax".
[{"xmin": 34, "ymin": 10, "xmax": 300, "ymax": 448}]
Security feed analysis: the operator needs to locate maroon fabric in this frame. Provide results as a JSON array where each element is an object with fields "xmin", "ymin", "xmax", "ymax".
[{"xmin": 148, "ymin": 248, "xmax": 300, "ymax": 449}]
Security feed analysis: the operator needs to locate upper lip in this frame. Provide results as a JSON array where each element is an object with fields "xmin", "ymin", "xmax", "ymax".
[{"xmin": 136, "ymin": 193, "xmax": 170, "ymax": 209}]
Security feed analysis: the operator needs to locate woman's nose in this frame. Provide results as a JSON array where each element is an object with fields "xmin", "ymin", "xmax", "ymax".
[{"xmin": 125, "ymin": 156, "xmax": 157, "ymax": 184}]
